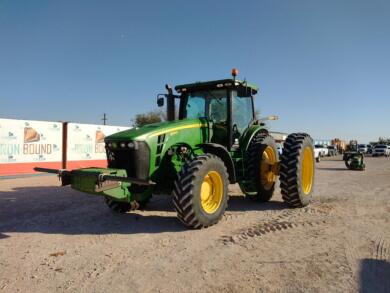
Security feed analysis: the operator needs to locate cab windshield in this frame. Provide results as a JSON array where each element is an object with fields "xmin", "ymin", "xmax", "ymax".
[
  {"xmin": 183, "ymin": 89, "xmax": 227, "ymax": 123},
  {"xmin": 182, "ymin": 89, "xmax": 254, "ymax": 133}
]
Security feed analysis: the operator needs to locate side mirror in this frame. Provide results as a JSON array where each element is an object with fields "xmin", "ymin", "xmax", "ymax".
[{"xmin": 157, "ymin": 94, "xmax": 165, "ymax": 107}]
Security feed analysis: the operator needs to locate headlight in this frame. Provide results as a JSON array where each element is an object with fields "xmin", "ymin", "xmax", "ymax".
[{"xmin": 106, "ymin": 141, "xmax": 138, "ymax": 149}]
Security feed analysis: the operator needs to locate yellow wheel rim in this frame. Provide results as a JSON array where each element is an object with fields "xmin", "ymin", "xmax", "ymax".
[
  {"xmin": 301, "ymin": 146, "xmax": 314, "ymax": 195},
  {"xmin": 260, "ymin": 146, "xmax": 277, "ymax": 190},
  {"xmin": 200, "ymin": 171, "xmax": 223, "ymax": 214}
]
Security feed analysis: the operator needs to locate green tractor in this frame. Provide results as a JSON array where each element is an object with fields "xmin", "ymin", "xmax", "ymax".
[
  {"xmin": 343, "ymin": 140, "xmax": 365, "ymax": 171},
  {"xmin": 35, "ymin": 70, "xmax": 315, "ymax": 228}
]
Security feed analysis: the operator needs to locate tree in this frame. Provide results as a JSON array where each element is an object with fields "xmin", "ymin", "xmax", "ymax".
[
  {"xmin": 132, "ymin": 110, "xmax": 165, "ymax": 127},
  {"xmin": 378, "ymin": 137, "xmax": 390, "ymax": 145}
]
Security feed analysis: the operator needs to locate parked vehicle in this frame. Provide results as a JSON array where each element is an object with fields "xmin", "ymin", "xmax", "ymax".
[
  {"xmin": 276, "ymin": 143, "xmax": 283, "ymax": 156},
  {"xmin": 315, "ymin": 144, "xmax": 328, "ymax": 157},
  {"xmin": 366, "ymin": 144, "xmax": 373, "ymax": 154},
  {"xmin": 372, "ymin": 144, "xmax": 390, "ymax": 157},
  {"xmin": 327, "ymin": 145, "xmax": 338, "ymax": 156},
  {"xmin": 314, "ymin": 148, "xmax": 321, "ymax": 162},
  {"xmin": 358, "ymin": 144, "xmax": 368, "ymax": 154}
]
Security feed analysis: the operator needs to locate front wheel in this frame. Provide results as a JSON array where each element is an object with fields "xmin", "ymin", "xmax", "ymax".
[
  {"xmin": 173, "ymin": 154, "xmax": 229, "ymax": 228},
  {"xmin": 280, "ymin": 133, "xmax": 315, "ymax": 207}
]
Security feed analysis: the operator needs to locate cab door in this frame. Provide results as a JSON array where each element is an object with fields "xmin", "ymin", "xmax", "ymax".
[{"xmin": 231, "ymin": 90, "xmax": 255, "ymax": 144}]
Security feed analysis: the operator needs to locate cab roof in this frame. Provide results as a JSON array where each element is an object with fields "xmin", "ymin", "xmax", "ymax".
[{"xmin": 175, "ymin": 79, "xmax": 259, "ymax": 96}]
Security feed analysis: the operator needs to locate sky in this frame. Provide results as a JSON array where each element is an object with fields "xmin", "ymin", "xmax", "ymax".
[{"xmin": 0, "ymin": 0, "xmax": 389, "ymax": 143}]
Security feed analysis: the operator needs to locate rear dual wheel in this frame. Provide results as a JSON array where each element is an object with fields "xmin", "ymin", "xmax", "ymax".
[
  {"xmin": 240, "ymin": 132, "xmax": 315, "ymax": 207},
  {"xmin": 280, "ymin": 133, "xmax": 315, "ymax": 207},
  {"xmin": 240, "ymin": 134, "xmax": 279, "ymax": 202}
]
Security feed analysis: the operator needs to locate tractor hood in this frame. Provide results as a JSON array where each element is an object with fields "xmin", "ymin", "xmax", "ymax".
[{"xmin": 105, "ymin": 118, "xmax": 208, "ymax": 142}]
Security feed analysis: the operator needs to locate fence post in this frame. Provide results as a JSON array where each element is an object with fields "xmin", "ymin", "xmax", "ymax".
[{"xmin": 62, "ymin": 122, "xmax": 68, "ymax": 169}]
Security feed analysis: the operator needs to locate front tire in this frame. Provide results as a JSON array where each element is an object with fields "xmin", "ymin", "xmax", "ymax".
[
  {"xmin": 173, "ymin": 154, "xmax": 229, "ymax": 228},
  {"xmin": 280, "ymin": 133, "xmax": 315, "ymax": 207}
]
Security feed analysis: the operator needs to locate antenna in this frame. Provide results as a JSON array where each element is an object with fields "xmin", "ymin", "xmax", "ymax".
[{"xmin": 102, "ymin": 113, "xmax": 107, "ymax": 125}]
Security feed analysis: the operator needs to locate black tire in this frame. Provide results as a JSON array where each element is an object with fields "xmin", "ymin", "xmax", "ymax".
[
  {"xmin": 316, "ymin": 155, "xmax": 321, "ymax": 163},
  {"xmin": 104, "ymin": 197, "xmax": 132, "ymax": 213},
  {"xmin": 242, "ymin": 133, "xmax": 279, "ymax": 202},
  {"xmin": 344, "ymin": 155, "xmax": 352, "ymax": 169},
  {"xmin": 280, "ymin": 133, "xmax": 315, "ymax": 207},
  {"xmin": 173, "ymin": 154, "xmax": 229, "ymax": 228}
]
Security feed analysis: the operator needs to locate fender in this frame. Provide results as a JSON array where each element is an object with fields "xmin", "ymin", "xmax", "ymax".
[
  {"xmin": 239, "ymin": 125, "xmax": 269, "ymax": 152},
  {"xmin": 198, "ymin": 143, "xmax": 236, "ymax": 183}
]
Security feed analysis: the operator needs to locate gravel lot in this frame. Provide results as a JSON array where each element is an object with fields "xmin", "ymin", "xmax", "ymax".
[{"xmin": 1, "ymin": 156, "xmax": 389, "ymax": 292}]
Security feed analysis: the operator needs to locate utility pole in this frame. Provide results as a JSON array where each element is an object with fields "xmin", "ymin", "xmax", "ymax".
[{"xmin": 102, "ymin": 113, "xmax": 107, "ymax": 125}]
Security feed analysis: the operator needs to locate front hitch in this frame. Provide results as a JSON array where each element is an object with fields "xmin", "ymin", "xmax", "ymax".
[{"xmin": 33, "ymin": 167, "xmax": 155, "ymax": 187}]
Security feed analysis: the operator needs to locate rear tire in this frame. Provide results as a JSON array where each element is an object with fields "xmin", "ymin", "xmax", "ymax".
[
  {"xmin": 243, "ymin": 134, "xmax": 279, "ymax": 202},
  {"xmin": 173, "ymin": 154, "xmax": 229, "ymax": 228},
  {"xmin": 280, "ymin": 133, "xmax": 315, "ymax": 207}
]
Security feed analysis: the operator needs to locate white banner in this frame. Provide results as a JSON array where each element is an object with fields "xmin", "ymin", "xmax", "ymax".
[
  {"xmin": 66, "ymin": 123, "xmax": 130, "ymax": 161},
  {"xmin": 0, "ymin": 118, "xmax": 63, "ymax": 164}
]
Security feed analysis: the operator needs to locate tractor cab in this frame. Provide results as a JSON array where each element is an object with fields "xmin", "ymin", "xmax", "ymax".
[{"xmin": 157, "ymin": 69, "xmax": 259, "ymax": 149}]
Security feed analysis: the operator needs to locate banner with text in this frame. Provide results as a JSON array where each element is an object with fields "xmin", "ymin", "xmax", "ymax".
[
  {"xmin": 66, "ymin": 123, "xmax": 130, "ymax": 169},
  {"xmin": 0, "ymin": 118, "xmax": 63, "ymax": 175}
]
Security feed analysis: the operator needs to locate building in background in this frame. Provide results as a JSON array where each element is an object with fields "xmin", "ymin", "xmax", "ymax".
[
  {"xmin": 269, "ymin": 131, "xmax": 287, "ymax": 143},
  {"xmin": 314, "ymin": 139, "xmax": 332, "ymax": 146},
  {"xmin": 331, "ymin": 138, "xmax": 347, "ymax": 153}
]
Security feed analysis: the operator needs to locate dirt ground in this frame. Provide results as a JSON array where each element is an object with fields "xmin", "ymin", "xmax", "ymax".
[{"xmin": 0, "ymin": 156, "xmax": 389, "ymax": 293}]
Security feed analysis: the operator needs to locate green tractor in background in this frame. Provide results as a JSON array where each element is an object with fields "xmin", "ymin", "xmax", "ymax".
[
  {"xmin": 343, "ymin": 140, "xmax": 365, "ymax": 171},
  {"xmin": 36, "ymin": 69, "xmax": 315, "ymax": 229}
]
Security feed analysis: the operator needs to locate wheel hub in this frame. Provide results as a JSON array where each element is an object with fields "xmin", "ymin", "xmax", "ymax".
[
  {"xmin": 260, "ymin": 146, "xmax": 277, "ymax": 190},
  {"xmin": 301, "ymin": 146, "xmax": 314, "ymax": 195},
  {"xmin": 200, "ymin": 171, "xmax": 223, "ymax": 214}
]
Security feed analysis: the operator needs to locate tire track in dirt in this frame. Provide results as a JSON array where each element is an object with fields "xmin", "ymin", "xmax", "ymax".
[
  {"xmin": 372, "ymin": 235, "xmax": 390, "ymax": 261},
  {"xmin": 220, "ymin": 219, "xmax": 327, "ymax": 245},
  {"xmin": 220, "ymin": 203, "xmax": 334, "ymax": 245},
  {"xmin": 359, "ymin": 236, "xmax": 390, "ymax": 293},
  {"xmin": 344, "ymin": 239, "xmax": 362, "ymax": 279}
]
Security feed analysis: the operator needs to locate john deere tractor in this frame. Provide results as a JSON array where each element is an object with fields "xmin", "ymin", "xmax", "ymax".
[
  {"xmin": 35, "ymin": 70, "xmax": 315, "ymax": 228},
  {"xmin": 343, "ymin": 140, "xmax": 365, "ymax": 171}
]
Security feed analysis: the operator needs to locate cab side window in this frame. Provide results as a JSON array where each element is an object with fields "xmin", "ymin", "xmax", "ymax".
[
  {"xmin": 209, "ymin": 98, "xmax": 227, "ymax": 123},
  {"xmin": 186, "ymin": 96, "xmax": 206, "ymax": 119}
]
